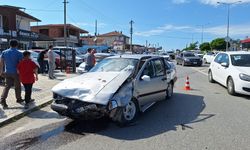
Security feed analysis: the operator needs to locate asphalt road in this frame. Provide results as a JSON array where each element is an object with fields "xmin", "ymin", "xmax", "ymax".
[{"xmin": 0, "ymin": 63, "xmax": 249, "ymax": 150}]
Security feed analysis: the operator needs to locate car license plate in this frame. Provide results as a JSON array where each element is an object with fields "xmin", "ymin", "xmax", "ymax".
[{"xmin": 193, "ymin": 62, "xmax": 197, "ymax": 64}]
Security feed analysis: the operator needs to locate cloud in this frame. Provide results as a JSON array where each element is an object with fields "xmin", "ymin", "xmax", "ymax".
[
  {"xmin": 200, "ymin": 0, "xmax": 250, "ymax": 6},
  {"xmin": 172, "ymin": 0, "xmax": 190, "ymax": 4},
  {"xmin": 135, "ymin": 24, "xmax": 191, "ymax": 37},
  {"xmin": 199, "ymin": 24, "xmax": 250, "ymax": 37}
]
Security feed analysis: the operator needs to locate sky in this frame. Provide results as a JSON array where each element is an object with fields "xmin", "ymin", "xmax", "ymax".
[{"xmin": 1, "ymin": 0, "xmax": 250, "ymax": 50}]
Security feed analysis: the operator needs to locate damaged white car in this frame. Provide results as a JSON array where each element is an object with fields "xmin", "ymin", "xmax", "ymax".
[{"xmin": 51, "ymin": 55, "xmax": 176, "ymax": 125}]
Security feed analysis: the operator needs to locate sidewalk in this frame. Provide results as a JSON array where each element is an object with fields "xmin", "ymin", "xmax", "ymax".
[{"xmin": 0, "ymin": 70, "xmax": 77, "ymax": 126}]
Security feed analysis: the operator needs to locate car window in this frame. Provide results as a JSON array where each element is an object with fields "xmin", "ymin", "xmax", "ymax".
[
  {"xmin": 142, "ymin": 61, "xmax": 155, "ymax": 78},
  {"xmin": 231, "ymin": 54, "xmax": 250, "ymax": 67},
  {"xmin": 153, "ymin": 59, "xmax": 165, "ymax": 77},
  {"xmin": 220, "ymin": 54, "xmax": 229, "ymax": 64},
  {"xmin": 214, "ymin": 53, "xmax": 223, "ymax": 63},
  {"xmin": 164, "ymin": 59, "xmax": 171, "ymax": 70}
]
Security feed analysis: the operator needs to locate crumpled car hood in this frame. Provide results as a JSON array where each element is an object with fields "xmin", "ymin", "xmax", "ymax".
[{"xmin": 52, "ymin": 71, "xmax": 132, "ymax": 105}]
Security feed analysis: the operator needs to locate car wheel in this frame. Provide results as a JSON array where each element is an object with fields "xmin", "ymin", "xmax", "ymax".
[
  {"xmin": 113, "ymin": 99, "xmax": 138, "ymax": 126},
  {"xmin": 208, "ymin": 70, "xmax": 215, "ymax": 83},
  {"xmin": 166, "ymin": 82, "xmax": 174, "ymax": 99},
  {"xmin": 227, "ymin": 77, "xmax": 236, "ymax": 96}
]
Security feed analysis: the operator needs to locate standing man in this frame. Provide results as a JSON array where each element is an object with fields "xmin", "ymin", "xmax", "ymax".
[
  {"xmin": 85, "ymin": 48, "xmax": 95, "ymax": 71},
  {"xmin": 0, "ymin": 39, "xmax": 23, "ymax": 109},
  {"xmin": 48, "ymin": 45, "xmax": 55, "ymax": 79}
]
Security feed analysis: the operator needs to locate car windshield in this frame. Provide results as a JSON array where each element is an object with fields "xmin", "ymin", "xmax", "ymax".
[
  {"xmin": 184, "ymin": 53, "xmax": 195, "ymax": 57},
  {"xmin": 90, "ymin": 58, "xmax": 138, "ymax": 72},
  {"xmin": 231, "ymin": 54, "xmax": 250, "ymax": 67}
]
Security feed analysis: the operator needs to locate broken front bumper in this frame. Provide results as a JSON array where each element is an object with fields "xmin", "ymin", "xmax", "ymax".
[{"xmin": 51, "ymin": 99, "xmax": 108, "ymax": 120}]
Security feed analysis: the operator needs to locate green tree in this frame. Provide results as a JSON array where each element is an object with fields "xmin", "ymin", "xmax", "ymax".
[
  {"xmin": 199, "ymin": 42, "xmax": 211, "ymax": 51},
  {"xmin": 210, "ymin": 38, "xmax": 227, "ymax": 51},
  {"xmin": 183, "ymin": 42, "xmax": 199, "ymax": 50}
]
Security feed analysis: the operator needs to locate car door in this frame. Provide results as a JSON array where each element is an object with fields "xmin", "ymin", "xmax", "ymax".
[
  {"xmin": 216, "ymin": 53, "xmax": 230, "ymax": 86},
  {"xmin": 211, "ymin": 53, "xmax": 223, "ymax": 81},
  {"xmin": 135, "ymin": 58, "xmax": 168, "ymax": 106}
]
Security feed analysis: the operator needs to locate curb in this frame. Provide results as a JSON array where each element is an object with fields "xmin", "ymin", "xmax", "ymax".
[{"xmin": 0, "ymin": 99, "xmax": 53, "ymax": 128}]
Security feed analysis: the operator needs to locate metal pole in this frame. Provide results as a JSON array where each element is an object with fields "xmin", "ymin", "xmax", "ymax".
[
  {"xmin": 226, "ymin": 4, "xmax": 230, "ymax": 51},
  {"xmin": 63, "ymin": 0, "xmax": 68, "ymax": 47},
  {"xmin": 95, "ymin": 20, "xmax": 97, "ymax": 46},
  {"xmin": 130, "ymin": 20, "xmax": 134, "ymax": 53}
]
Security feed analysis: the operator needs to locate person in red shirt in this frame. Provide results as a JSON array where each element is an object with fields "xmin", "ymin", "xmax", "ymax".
[{"xmin": 17, "ymin": 51, "xmax": 38, "ymax": 109}]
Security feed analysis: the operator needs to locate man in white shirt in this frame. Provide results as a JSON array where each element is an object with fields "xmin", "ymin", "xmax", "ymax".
[{"xmin": 48, "ymin": 45, "xmax": 55, "ymax": 79}]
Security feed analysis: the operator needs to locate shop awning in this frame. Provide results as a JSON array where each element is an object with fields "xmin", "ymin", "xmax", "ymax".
[{"xmin": 241, "ymin": 38, "xmax": 250, "ymax": 44}]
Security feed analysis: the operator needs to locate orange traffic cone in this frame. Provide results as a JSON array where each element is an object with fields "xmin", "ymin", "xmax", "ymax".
[{"xmin": 184, "ymin": 76, "xmax": 191, "ymax": 91}]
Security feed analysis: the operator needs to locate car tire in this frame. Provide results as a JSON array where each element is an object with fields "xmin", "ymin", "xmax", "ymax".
[
  {"xmin": 113, "ymin": 99, "xmax": 139, "ymax": 126},
  {"xmin": 166, "ymin": 82, "xmax": 174, "ymax": 99},
  {"xmin": 227, "ymin": 77, "xmax": 236, "ymax": 96},
  {"xmin": 208, "ymin": 70, "xmax": 215, "ymax": 83}
]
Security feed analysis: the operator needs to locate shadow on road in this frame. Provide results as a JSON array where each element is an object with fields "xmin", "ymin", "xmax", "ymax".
[
  {"xmin": 97, "ymin": 92, "xmax": 212, "ymax": 140},
  {"xmin": 61, "ymin": 93, "xmax": 214, "ymax": 141}
]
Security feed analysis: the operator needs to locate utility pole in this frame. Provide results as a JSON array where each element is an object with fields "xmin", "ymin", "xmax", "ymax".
[
  {"xmin": 63, "ymin": 0, "xmax": 68, "ymax": 47},
  {"xmin": 130, "ymin": 20, "xmax": 134, "ymax": 53},
  {"xmin": 94, "ymin": 20, "xmax": 97, "ymax": 46},
  {"xmin": 197, "ymin": 23, "xmax": 209, "ymax": 44},
  {"xmin": 217, "ymin": 1, "xmax": 242, "ymax": 51}
]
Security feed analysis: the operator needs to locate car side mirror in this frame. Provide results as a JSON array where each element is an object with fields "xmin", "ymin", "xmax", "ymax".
[
  {"xmin": 141, "ymin": 75, "xmax": 151, "ymax": 82},
  {"xmin": 221, "ymin": 62, "xmax": 229, "ymax": 68}
]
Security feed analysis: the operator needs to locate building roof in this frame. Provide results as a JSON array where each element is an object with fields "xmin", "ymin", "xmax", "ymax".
[
  {"xmin": 0, "ymin": 5, "xmax": 41, "ymax": 22},
  {"xmin": 99, "ymin": 31, "xmax": 129, "ymax": 38},
  {"xmin": 32, "ymin": 24, "xmax": 88, "ymax": 33},
  {"xmin": 241, "ymin": 38, "xmax": 250, "ymax": 44}
]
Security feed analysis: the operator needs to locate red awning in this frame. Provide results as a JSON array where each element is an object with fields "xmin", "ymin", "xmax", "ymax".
[{"xmin": 241, "ymin": 38, "xmax": 250, "ymax": 44}]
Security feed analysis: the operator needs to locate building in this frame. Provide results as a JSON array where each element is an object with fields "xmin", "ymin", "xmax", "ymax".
[
  {"xmin": 0, "ymin": 5, "xmax": 44, "ymax": 50},
  {"xmin": 81, "ymin": 31, "xmax": 130, "ymax": 51},
  {"xmin": 31, "ymin": 24, "xmax": 88, "ymax": 48},
  {"xmin": 241, "ymin": 37, "xmax": 250, "ymax": 50}
]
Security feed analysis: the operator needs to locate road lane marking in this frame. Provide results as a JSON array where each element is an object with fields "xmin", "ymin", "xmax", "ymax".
[{"xmin": 191, "ymin": 67, "xmax": 208, "ymax": 76}]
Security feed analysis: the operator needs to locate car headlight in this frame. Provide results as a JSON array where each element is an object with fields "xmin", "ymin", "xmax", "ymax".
[
  {"xmin": 239, "ymin": 73, "xmax": 250, "ymax": 82},
  {"xmin": 108, "ymin": 100, "xmax": 118, "ymax": 110},
  {"xmin": 184, "ymin": 58, "xmax": 190, "ymax": 61}
]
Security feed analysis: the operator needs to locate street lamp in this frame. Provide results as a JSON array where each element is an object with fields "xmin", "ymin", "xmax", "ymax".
[{"xmin": 217, "ymin": 1, "xmax": 242, "ymax": 51}]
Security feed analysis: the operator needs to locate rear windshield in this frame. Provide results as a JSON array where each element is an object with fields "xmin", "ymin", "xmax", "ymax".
[{"xmin": 231, "ymin": 54, "xmax": 250, "ymax": 67}]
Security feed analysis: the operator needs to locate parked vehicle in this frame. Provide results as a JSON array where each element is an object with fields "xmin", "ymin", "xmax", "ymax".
[
  {"xmin": 32, "ymin": 49, "xmax": 63, "ymax": 69},
  {"xmin": 194, "ymin": 51, "xmax": 204, "ymax": 58},
  {"xmin": 51, "ymin": 55, "xmax": 176, "ymax": 125},
  {"xmin": 203, "ymin": 52, "xmax": 217, "ymax": 64},
  {"xmin": 53, "ymin": 47, "xmax": 84, "ymax": 66},
  {"xmin": 176, "ymin": 52, "xmax": 202, "ymax": 66},
  {"xmin": 208, "ymin": 51, "xmax": 250, "ymax": 96},
  {"xmin": 19, "ymin": 50, "xmax": 40, "ymax": 67},
  {"xmin": 166, "ymin": 51, "xmax": 175, "ymax": 59},
  {"xmin": 76, "ymin": 53, "xmax": 114, "ymax": 74}
]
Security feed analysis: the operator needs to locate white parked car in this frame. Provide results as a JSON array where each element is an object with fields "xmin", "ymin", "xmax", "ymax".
[
  {"xmin": 203, "ymin": 52, "xmax": 217, "ymax": 64},
  {"xmin": 76, "ymin": 53, "xmax": 114, "ymax": 74},
  {"xmin": 19, "ymin": 50, "xmax": 40, "ymax": 67},
  {"xmin": 208, "ymin": 51, "xmax": 250, "ymax": 96}
]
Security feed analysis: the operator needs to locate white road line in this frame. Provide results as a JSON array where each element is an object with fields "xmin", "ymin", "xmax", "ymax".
[{"xmin": 191, "ymin": 67, "xmax": 208, "ymax": 76}]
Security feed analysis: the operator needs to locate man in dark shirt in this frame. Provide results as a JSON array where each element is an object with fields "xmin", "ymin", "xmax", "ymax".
[
  {"xmin": 37, "ymin": 49, "xmax": 48, "ymax": 74},
  {"xmin": 0, "ymin": 39, "xmax": 23, "ymax": 109}
]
